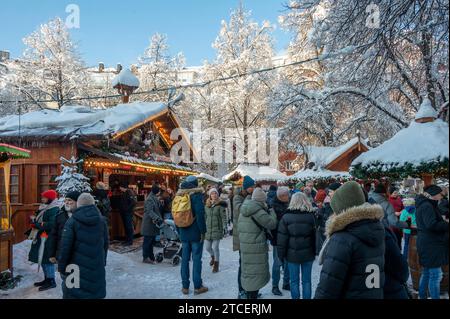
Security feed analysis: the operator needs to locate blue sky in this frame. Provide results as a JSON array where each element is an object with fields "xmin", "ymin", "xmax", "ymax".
[{"xmin": 0, "ymin": 0, "xmax": 291, "ymax": 68}]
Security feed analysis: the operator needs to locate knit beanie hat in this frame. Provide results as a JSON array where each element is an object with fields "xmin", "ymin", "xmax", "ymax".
[
  {"xmin": 330, "ymin": 181, "xmax": 366, "ymax": 215},
  {"xmin": 424, "ymin": 185, "xmax": 443, "ymax": 197},
  {"xmin": 315, "ymin": 189, "xmax": 327, "ymax": 203},
  {"xmin": 328, "ymin": 182, "xmax": 342, "ymax": 192},
  {"xmin": 186, "ymin": 175, "xmax": 199, "ymax": 187},
  {"xmin": 269, "ymin": 185, "xmax": 277, "ymax": 192},
  {"xmin": 65, "ymin": 191, "xmax": 81, "ymax": 202},
  {"xmin": 208, "ymin": 188, "xmax": 219, "ymax": 196},
  {"xmin": 41, "ymin": 190, "xmax": 58, "ymax": 201},
  {"xmin": 276, "ymin": 186, "xmax": 290, "ymax": 198},
  {"xmin": 243, "ymin": 175, "xmax": 256, "ymax": 190},
  {"xmin": 252, "ymin": 187, "xmax": 267, "ymax": 203},
  {"xmin": 77, "ymin": 193, "xmax": 96, "ymax": 207},
  {"xmin": 151, "ymin": 185, "xmax": 160, "ymax": 195}
]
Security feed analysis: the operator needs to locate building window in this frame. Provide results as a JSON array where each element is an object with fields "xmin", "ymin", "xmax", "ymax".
[
  {"xmin": 0, "ymin": 165, "xmax": 20, "ymax": 204},
  {"xmin": 38, "ymin": 165, "xmax": 59, "ymax": 199},
  {"xmin": 284, "ymin": 161, "xmax": 294, "ymax": 171}
]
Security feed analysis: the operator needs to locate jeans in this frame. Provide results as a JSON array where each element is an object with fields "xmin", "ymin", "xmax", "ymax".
[
  {"xmin": 288, "ymin": 261, "xmax": 313, "ymax": 299},
  {"xmin": 204, "ymin": 240, "xmax": 221, "ymax": 262},
  {"xmin": 181, "ymin": 241, "xmax": 204, "ymax": 289},
  {"xmin": 272, "ymin": 247, "xmax": 289, "ymax": 288},
  {"xmin": 143, "ymin": 236, "xmax": 156, "ymax": 260},
  {"xmin": 419, "ymin": 267, "xmax": 443, "ymax": 299},
  {"xmin": 42, "ymin": 263, "xmax": 55, "ymax": 279},
  {"xmin": 402, "ymin": 233, "xmax": 411, "ymax": 260},
  {"xmin": 120, "ymin": 212, "xmax": 134, "ymax": 244}
]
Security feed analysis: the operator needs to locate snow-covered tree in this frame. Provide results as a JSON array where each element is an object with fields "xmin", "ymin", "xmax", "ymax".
[
  {"xmin": 138, "ymin": 33, "xmax": 185, "ymax": 102},
  {"xmin": 271, "ymin": 0, "xmax": 449, "ymax": 148},
  {"xmin": 3, "ymin": 17, "xmax": 90, "ymax": 110},
  {"xmin": 55, "ymin": 156, "xmax": 92, "ymax": 197}
]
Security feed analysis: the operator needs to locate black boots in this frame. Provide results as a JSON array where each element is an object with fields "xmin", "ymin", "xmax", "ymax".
[
  {"xmin": 34, "ymin": 278, "xmax": 47, "ymax": 287},
  {"xmin": 272, "ymin": 286, "xmax": 283, "ymax": 296},
  {"xmin": 38, "ymin": 278, "xmax": 56, "ymax": 291},
  {"xmin": 282, "ymin": 283, "xmax": 291, "ymax": 291}
]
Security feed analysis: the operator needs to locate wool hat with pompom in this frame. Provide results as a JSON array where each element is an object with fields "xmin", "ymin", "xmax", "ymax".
[{"xmin": 252, "ymin": 187, "xmax": 267, "ymax": 203}]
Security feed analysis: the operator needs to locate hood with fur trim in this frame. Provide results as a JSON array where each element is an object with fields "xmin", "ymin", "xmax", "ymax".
[{"xmin": 325, "ymin": 203, "xmax": 385, "ymax": 247}]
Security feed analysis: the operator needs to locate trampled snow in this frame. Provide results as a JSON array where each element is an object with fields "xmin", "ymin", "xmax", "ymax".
[
  {"xmin": 352, "ymin": 119, "xmax": 449, "ymax": 169},
  {"xmin": 1, "ymin": 237, "xmax": 322, "ymax": 299},
  {"xmin": 221, "ymin": 164, "xmax": 288, "ymax": 182},
  {"xmin": 0, "ymin": 102, "xmax": 167, "ymax": 138}
]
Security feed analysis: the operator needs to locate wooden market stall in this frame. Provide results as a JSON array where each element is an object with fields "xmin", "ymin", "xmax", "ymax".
[
  {"xmin": 350, "ymin": 98, "xmax": 449, "ymax": 294},
  {"xmin": 0, "ymin": 143, "xmax": 31, "ymax": 275},
  {"xmin": 0, "ymin": 101, "xmax": 196, "ymax": 243}
]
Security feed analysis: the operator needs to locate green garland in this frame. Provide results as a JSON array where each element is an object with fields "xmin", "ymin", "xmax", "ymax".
[{"xmin": 350, "ymin": 157, "xmax": 449, "ymax": 179}]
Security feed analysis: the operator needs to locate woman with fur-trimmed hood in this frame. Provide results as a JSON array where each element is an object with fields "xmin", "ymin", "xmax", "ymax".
[
  {"xmin": 204, "ymin": 188, "xmax": 228, "ymax": 273},
  {"xmin": 315, "ymin": 181, "xmax": 385, "ymax": 299}
]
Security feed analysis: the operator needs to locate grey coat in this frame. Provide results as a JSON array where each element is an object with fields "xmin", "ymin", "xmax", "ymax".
[
  {"xmin": 369, "ymin": 192, "xmax": 408, "ymax": 229},
  {"xmin": 141, "ymin": 193, "xmax": 162, "ymax": 237}
]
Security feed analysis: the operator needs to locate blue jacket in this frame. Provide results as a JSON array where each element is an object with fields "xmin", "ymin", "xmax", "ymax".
[
  {"xmin": 58, "ymin": 205, "xmax": 109, "ymax": 299},
  {"xmin": 176, "ymin": 181, "xmax": 206, "ymax": 242}
]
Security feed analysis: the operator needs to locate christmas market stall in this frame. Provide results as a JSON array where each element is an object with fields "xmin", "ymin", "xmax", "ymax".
[
  {"xmin": 0, "ymin": 101, "xmax": 196, "ymax": 243},
  {"xmin": 0, "ymin": 143, "xmax": 31, "ymax": 275},
  {"xmin": 289, "ymin": 168, "xmax": 352, "ymax": 189},
  {"xmin": 222, "ymin": 163, "xmax": 288, "ymax": 189},
  {"xmin": 350, "ymin": 98, "xmax": 449, "ymax": 294}
]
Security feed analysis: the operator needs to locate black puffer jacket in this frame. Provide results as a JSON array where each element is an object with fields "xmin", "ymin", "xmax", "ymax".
[
  {"xmin": 270, "ymin": 197, "xmax": 289, "ymax": 246},
  {"xmin": 277, "ymin": 209, "xmax": 316, "ymax": 264},
  {"xmin": 48, "ymin": 207, "xmax": 70, "ymax": 260},
  {"xmin": 415, "ymin": 194, "xmax": 449, "ymax": 268},
  {"xmin": 384, "ymin": 225, "xmax": 409, "ymax": 299},
  {"xmin": 58, "ymin": 205, "xmax": 109, "ymax": 299},
  {"xmin": 314, "ymin": 203, "xmax": 385, "ymax": 299}
]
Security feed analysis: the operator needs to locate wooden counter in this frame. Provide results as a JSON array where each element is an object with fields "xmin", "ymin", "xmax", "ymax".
[
  {"xmin": 0, "ymin": 228, "xmax": 14, "ymax": 275},
  {"xmin": 110, "ymin": 202, "xmax": 144, "ymax": 240}
]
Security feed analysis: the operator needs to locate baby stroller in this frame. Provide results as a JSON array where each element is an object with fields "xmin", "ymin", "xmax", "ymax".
[{"xmin": 155, "ymin": 219, "xmax": 182, "ymax": 266}]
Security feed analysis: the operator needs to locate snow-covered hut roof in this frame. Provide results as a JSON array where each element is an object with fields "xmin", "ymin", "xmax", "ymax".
[
  {"xmin": 301, "ymin": 137, "xmax": 369, "ymax": 169},
  {"xmin": 196, "ymin": 173, "xmax": 221, "ymax": 183},
  {"xmin": 351, "ymin": 119, "xmax": 449, "ymax": 177},
  {"xmin": 415, "ymin": 97, "xmax": 437, "ymax": 120},
  {"xmin": 112, "ymin": 68, "xmax": 140, "ymax": 88},
  {"xmin": 290, "ymin": 169, "xmax": 351, "ymax": 181},
  {"xmin": 222, "ymin": 164, "xmax": 288, "ymax": 182},
  {"xmin": 0, "ymin": 102, "xmax": 168, "ymax": 140}
]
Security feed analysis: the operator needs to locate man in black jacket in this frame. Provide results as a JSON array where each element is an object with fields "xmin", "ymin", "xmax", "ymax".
[
  {"xmin": 315, "ymin": 181, "xmax": 385, "ymax": 299},
  {"xmin": 58, "ymin": 193, "xmax": 109, "ymax": 299},
  {"xmin": 119, "ymin": 182, "xmax": 137, "ymax": 246},
  {"xmin": 270, "ymin": 186, "xmax": 290, "ymax": 296},
  {"xmin": 316, "ymin": 183, "xmax": 341, "ymax": 245},
  {"xmin": 416, "ymin": 185, "xmax": 449, "ymax": 299},
  {"xmin": 48, "ymin": 191, "xmax": 81, "ymax": 266}
]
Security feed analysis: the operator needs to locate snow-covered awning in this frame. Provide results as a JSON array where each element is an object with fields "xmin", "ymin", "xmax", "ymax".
[
  {"xmin": 351, "ymin": 119, "xmax": 449, "ymax": 178},
  {"xmin": 221, "ymin": 164, "xmax": 288, "ymax": 182},
  {"xmin": 196, "ymin": 173, "xmax": 221, "ymax": 183},
  {"xmin": 289, "ymin": 168, "xmax": 351, "ymax": 181},
  {"xmin": 0, "ymin": 102, "xmax": 168, "ymax": 140}
]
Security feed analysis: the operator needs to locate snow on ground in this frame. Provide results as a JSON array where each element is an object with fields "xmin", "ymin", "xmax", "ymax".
[{"xmin": 1, "ymin": 237, "xmax": 322, "ymax": 299}]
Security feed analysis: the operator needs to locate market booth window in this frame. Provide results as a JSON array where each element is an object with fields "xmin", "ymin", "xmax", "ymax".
[{"xmin": 38, "ymin": 164, "xmax": 59, "ymax": 199}]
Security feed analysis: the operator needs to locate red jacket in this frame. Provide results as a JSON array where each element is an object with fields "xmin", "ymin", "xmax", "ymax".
[{"xmin": 389, "ymin": 196, "xmax": 404, "ymax": 213}]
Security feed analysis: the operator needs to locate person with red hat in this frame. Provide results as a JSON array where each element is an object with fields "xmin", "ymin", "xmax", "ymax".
[{"xmin": 28, "ymin": 189, "xmax": 61, "ymax": 291}]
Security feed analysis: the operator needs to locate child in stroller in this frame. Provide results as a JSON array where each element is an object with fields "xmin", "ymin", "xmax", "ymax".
[{"xmin": 155, "ymin": 219, "xmax": 182, "ymax": 266}]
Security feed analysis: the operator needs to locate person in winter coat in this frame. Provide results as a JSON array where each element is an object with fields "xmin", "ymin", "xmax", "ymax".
[
  {"xmin": 238, "ymin": 187, "xmax": 277, "ymax": 299},
  {"xmin": 415, "ymin": 185, "xmax": 449, "ymax": 299},
  {"xmin": 232, "ymin": 175, "xmax": 255, "ymax": 299},
  {"xmin": 29, "ymin": 190, "xmax": 60, "ymax": 292},
  {"xmin": 204, "ymin": 188, "xmax": 227, "ymax": 273},
  {"xmin": 369, "ymin": 184, "xmax": 407, "ymax": 247},
  {"xmin": 315, "ymin": 181, "xmax": 385, "ymax": 299},
  {"xmin": 58, "ymin": 193, "xmax": 109, "ymax": 299},
  {"xmin": 316, "ymin": 183, "xmax": 341, "ymax": 247},
  {"xmin": 177, "ymin": 175, "xmax": 208, "ymax": 296},
  {"xmin": 48, "ymin": 191, "xmax": 81, "ymax": 265},
  {"xmin": 141, "ymin": 185, "xmax": 163, "ymax": 264},
  {"xmin": 266, "ymin": 185, "xmax": 277, "ymax": 208},
  {"xmin": 270, "ymin": 186, "xmax": 290, "ymax": 296},
  {"xmin": 388, "ymin": 186, "xmax": 404, "ymax": 213},
  {"xmin": 399, "ymin": 198, "xmax": 417, "ymax": 259},
  {"xmin": 277, "ymin": 192, "xmax": 316, "ymax": 299},
  {"xmin": 118, "ymin": 182, "xmax": 137, "ymax": 246},
  {"xmin": 314, "ymin": 189, "xmax": 327, "ymax": 209},
  {"xmin": 383, "ymin": 223, "xmax": 410, "ymax": 299},
  {"xmin": 93, "ymin": 182, "xmax": 111, "ymax": 221},
  {"xmin": 306, "ymin": 180, "xmax": 317, "ymax": 199}
]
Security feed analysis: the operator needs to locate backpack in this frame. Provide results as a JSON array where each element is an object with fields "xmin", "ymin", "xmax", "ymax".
[{"xmin": 171, "ymin": 193, "xmax": 195, "ymax": 227}]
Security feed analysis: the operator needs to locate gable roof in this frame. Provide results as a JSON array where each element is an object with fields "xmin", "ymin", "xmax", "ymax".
[{"xmin": 0, "ymin": 102, "xmax": 168, "ymax": 140}]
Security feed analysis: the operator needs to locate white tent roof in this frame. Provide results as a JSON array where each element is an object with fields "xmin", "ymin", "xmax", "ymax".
[
  {"xmin": 352, "ymin": 119, "xmax": 449, "ymax": 170},
  {"xmin": 222, "ymin": 164, "xmax": 288, "ymax": 182},
  {"xmin": 290, "ymin": 169, "xmax": 351, "ymax": 181},
  {"xmin": 0, "ymin": 102, "xmax": 167, "ymax": 138}
]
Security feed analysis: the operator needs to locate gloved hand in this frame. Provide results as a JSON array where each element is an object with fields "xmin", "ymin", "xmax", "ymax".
[{"xmin": 49, "ymin": 257, "xmax": 57, "ymax": 264}]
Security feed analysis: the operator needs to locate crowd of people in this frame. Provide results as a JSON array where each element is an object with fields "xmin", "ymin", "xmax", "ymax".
[{"xmin": 25, "ymin": 174, "xmax": 449, "ymax": 300}]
